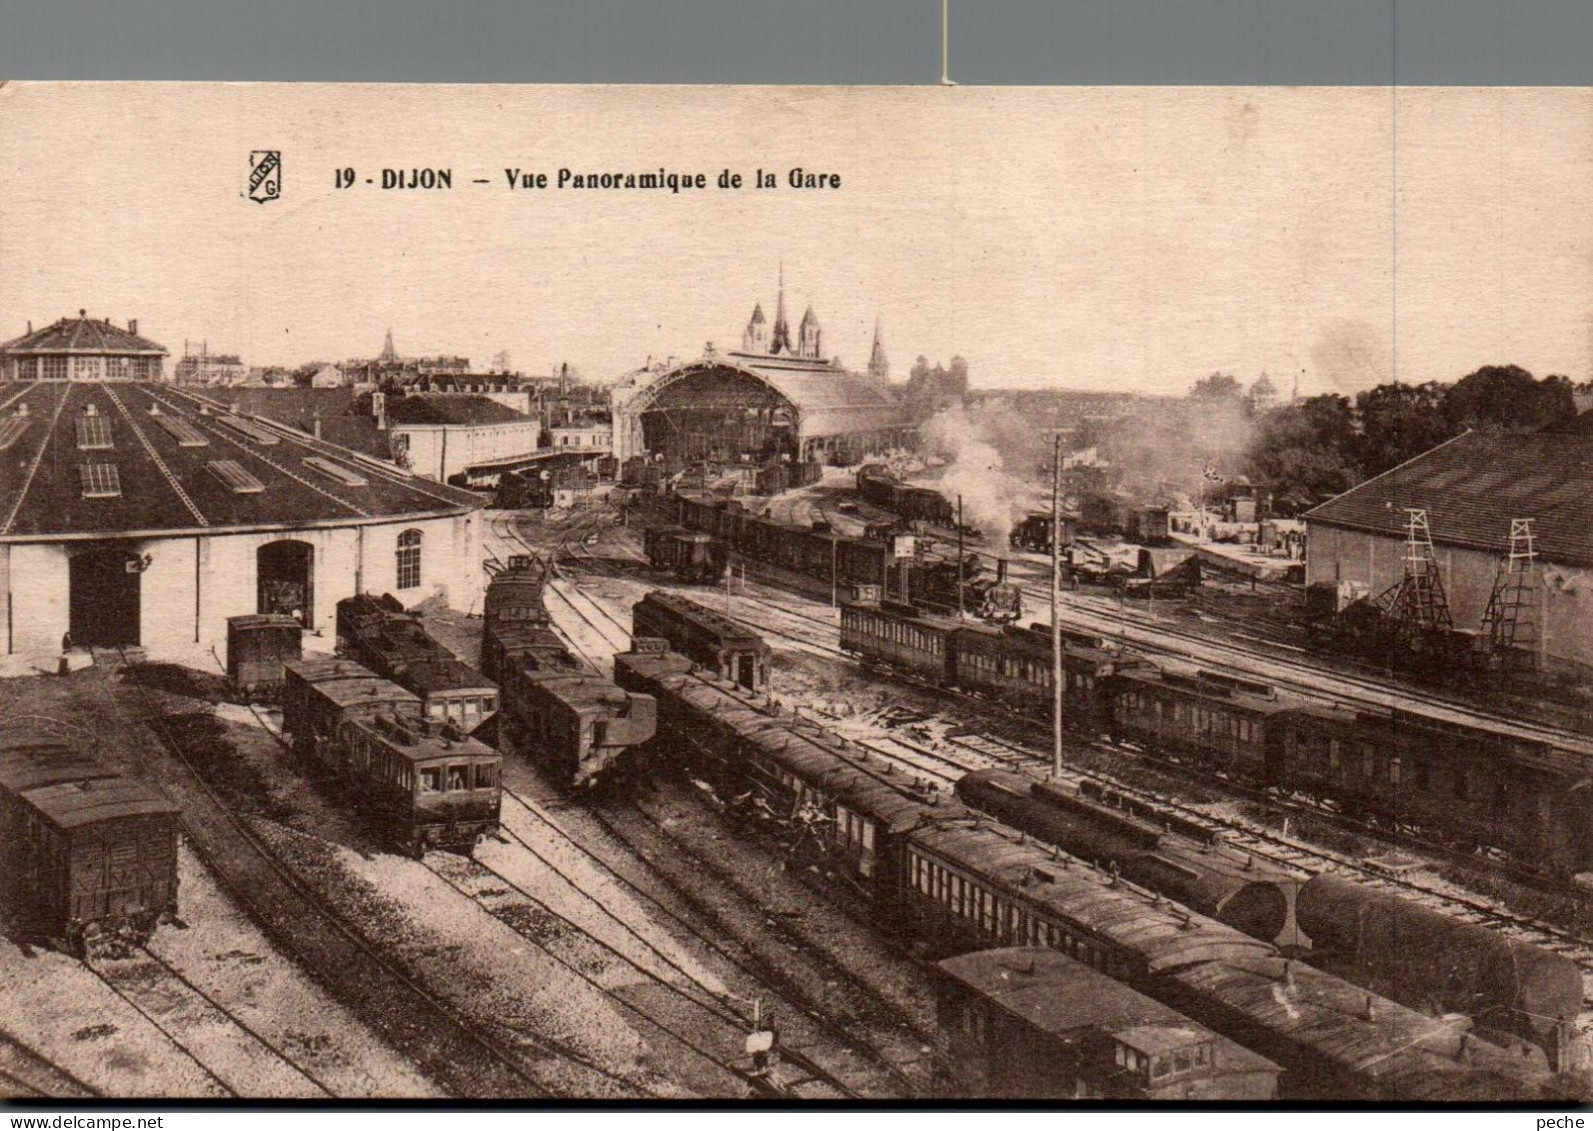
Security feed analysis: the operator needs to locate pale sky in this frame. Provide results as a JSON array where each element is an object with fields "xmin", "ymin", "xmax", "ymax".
[{"xmin": 0, "ymin": 83, "xmax": 1587, "ymax": 395}]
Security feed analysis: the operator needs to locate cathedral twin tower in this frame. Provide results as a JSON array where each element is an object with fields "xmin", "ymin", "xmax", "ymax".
[{"xmin": 739, "ymin": 273, "xmax": 890, "ymax": 381}]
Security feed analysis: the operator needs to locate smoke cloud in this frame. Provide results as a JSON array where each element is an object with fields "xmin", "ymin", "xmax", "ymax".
[{"xmin": 917, "ymin": 403, "xmax": 1040, "ymax": 547}]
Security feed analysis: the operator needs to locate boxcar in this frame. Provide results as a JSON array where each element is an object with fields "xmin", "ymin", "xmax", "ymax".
[
  {"xmin": 226, "ymin": 613, "xmax": 304, "ymax": 697},
  {"xmin": 1010, "ymin": 512, "xmax": 1077, "ymax": 554},
  {"xmin": 0, "ymin": 735, "xmax": 179, "ymax": 953},
  {"xmin": 935, "ymin": 947, "xmax": 1279, "ymax": 1100},
  {"xmin": 333, "ymin": 714, "xmax": 501, "ymax": 856},
  {"xmin": 631, "ymin": 590, "xmax": 771, "ymax": 691}
]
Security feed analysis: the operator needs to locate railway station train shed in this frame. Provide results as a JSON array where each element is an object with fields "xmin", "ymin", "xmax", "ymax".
[
  {"xmin": 0, "ymin": 316, "xmax": 486, "ymax": 659},
  {"xmin": 1303, "ymin": 412, "xmax": 1593, "ymax": 673},
  {"xmin": 611, "ymin": 283, "xmax": 912, "ymax": 465}
]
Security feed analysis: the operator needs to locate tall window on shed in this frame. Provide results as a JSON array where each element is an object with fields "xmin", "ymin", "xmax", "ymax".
[{"xmin": 396, "ymin": 529, "xmax": 423, "ymax": 589}]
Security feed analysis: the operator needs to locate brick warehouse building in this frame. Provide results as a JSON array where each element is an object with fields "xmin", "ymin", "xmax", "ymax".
[
  {"xmin": 0, "ymin": 316, "xmax": 486, "ymax": 658},
  {"xmin": 1303, "ymin": 413, "xmax": 1593, "ymax": 674}
]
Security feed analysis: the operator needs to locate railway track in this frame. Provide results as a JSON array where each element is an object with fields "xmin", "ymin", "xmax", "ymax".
[
  {"xmin": 558, "ymin": 512, "xmax": 1593, "ymax": 932},
  {"xmin": 102, "ymin": 650, "xmax": 554, "ymax": 1099},
  {"xmin": 497, "ymin": 788, "xmax": 923, "ymax": 1097},
  {"xmin": 79, "ymin": 942, "xmax": 337, "ymax": 1098},
  {"xmin": 0, "ymin": 1030, "xmax": 100, "ymax": 1099},
  {"xmin": 422, "ymin": 816, "xmax": 855, "ymax": 1098},
  {"xmin": 496, "ymin": 506, "xmax": 1593, "ymax": 1015}
]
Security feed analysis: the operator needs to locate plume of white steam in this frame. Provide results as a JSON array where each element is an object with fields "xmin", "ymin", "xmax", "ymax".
[{"xmin": 919, "ymin": 404, "xmax": 1037, "ymax": 547}]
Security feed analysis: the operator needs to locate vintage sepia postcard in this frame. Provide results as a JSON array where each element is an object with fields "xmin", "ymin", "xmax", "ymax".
[{"xmin": 0, "ymin": 81, "xmax": 1590, "ymax": 1107}]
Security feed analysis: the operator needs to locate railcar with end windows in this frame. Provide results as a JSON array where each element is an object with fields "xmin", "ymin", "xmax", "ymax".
[{"xmin": 332, "ymin": 713, "xmax": 501, "ymax": 856}]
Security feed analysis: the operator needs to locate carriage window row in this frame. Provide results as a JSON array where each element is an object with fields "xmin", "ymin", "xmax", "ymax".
[
  {"xmin": 424, "ymin": 695, "xmax": 497, "ymax": 721},
  {"xmin": 908, "ymin": 850, "xmax": 1121, "ymax": 976},
  {"xmin": 417, "ymin": 762, "xmax": 498, "ymax": 793},
  {"xmin": 854, "ymin": 614, "xmax": 944, "ymax": 655}
]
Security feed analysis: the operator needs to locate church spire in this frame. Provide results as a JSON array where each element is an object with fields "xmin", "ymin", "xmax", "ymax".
[
  {"xmin": 380, "ymin": 327, "xmax": 397, "ymax": 363},
  {"xmin": 770, "ymin": 262, "xmax": 792, "ymax": 355},
  {"xmin": 868, "ymin": 316, "xmax": 889, "ymax": 380}
]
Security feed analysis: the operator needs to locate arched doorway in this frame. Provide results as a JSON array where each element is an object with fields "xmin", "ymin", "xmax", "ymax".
[
  {"xmin": 69, "ymin": 544, "xmax": 143, "ymax": 647},
  {"xmin": 258, "ymin": 540, "xmax": 314, "ymax": 627}
]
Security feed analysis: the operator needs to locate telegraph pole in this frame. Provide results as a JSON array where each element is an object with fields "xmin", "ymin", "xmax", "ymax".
[
  {"xmin": 957, "ymin": 495, "xmax": 965, "ymax": 618},
  {"xmin": 1051, "ymin": 432, "xmax": 1064, "ymax": 780}
]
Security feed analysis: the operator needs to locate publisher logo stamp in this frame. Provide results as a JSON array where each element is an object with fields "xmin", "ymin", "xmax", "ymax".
[{"xmin": 248, "ymin": 150, "xmax": 282, "ymax": 203}]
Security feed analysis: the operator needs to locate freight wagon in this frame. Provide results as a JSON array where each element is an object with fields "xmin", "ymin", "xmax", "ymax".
[{"xmin": 0, "ymin": 728, "xmax": 179, "ymax": 954}]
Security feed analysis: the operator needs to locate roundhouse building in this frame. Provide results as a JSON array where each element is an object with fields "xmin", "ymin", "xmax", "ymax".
[
  {"xmin": 612, "ymin": 283, "xmax": 912, "ymax": 465},
  {"xmin": 1, "ymin": 312, "xmax": 168, "ymax": 383},
  {"xmin": 0, "ymin": 324, "xmax": 485, "ymax": 658}
]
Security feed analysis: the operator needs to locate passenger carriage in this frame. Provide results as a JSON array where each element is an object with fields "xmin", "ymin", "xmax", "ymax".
[
  {"xmin": 397, "ymin": 657, "xmax": 500, "ymax": 734},
  {"xmin": 1269, "ymin": 705, "xmax": 1592, "ymax": 876},
  {"xmin": 1107, "ymin": 667, "xmax": 1288, "ymax": 779},
  {"xmin": 839, "ymin": 599, "xmax": 959, "ymax": 686}
]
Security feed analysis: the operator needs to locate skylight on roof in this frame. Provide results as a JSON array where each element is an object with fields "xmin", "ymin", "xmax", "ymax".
[
  {"xmin": 76, "ymin": 413, "xmax": 113, "ymax": 451},
  {"xmin": 153, "ymin": 414, "xmax": 210, "ymax": 447},
  {"xmin": 79, "ymin": 463, "xmax": 121, "ymax": 498},
  {"xmin": 303, "ymin": 456, "xmax": 369, "ymax": 486},
  {"xmin": 208, "ymin": 459, "xmax": 266, "ymax": 494},
  {"xmin": 214, "ymin": 416, "xmax": 280, "ymax": 445},
  {"xmin": 0, "ymin": 416, "xmax": 30, "ymax": 452}
]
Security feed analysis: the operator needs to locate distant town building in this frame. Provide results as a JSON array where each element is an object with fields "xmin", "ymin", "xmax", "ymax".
[
  {"xmin": 301, "ymin": 363, "xmax": 344, "ymax": 388},
  {"xmin": 1248, "ymin": 373, "xmax": 1280, "ymax": 414},
  {"xmin": 405, "ymin": 373, "xmax": 533, "ymax": 415},
  {"xmin": 343, "ymin": 328, "xmax": 472, "ymax": 386},
  {"xmin": 547, "ymin": 415, "xmax": 611, "ymax": 451},
  {"xmin": 0, "ymin": 312, "xmax": 167, "ymax": 382},
  {"xmin": 867, "ymin": 317, "xmax": 890, "ymax": 382},
  {"xmin": 173, "ymin": 343, "xmax": 248, "ymax": 386},
  {"xmin": 383, "ymin": 393, "xmax": 542, "ymax": 483}
]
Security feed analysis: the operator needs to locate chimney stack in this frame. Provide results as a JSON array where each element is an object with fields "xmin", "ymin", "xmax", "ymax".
[
  {"xmin": 129, "ymin": 318, "xmax": 138, "ymax": 335},
  {"xmin": 997, "ymin": 558, "xmax": 1008, "ymax": 583}
]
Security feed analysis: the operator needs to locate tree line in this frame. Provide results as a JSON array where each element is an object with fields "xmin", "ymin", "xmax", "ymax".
[{"xmin": 1234, "ymin": 365, "xmax": 1582, "ymax": 508}]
